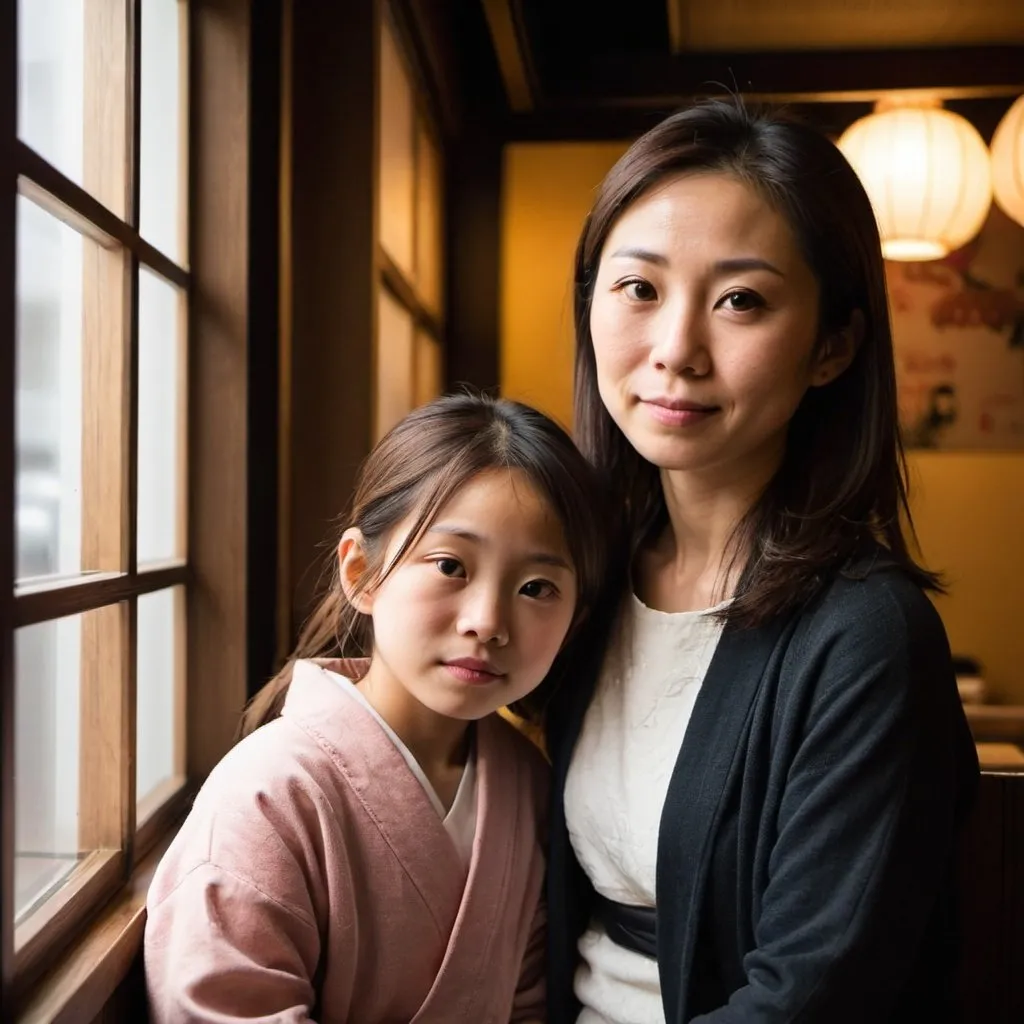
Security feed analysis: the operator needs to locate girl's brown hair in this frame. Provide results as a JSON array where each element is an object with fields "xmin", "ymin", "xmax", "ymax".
[
  {"xmin": 574, "ymin": 97, "xmax": 940, "ymax": 627},
  {"xmin": 239, "ymin": 392, "xmax": 608, "ymax": 737}
]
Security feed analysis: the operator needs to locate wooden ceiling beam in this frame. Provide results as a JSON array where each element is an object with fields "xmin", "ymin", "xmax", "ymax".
[
  {"xmin": 480, "ymin": 0, "xmax": 537, "ymax": 112},
  {"xmin": 546, "ymin": 44, "xmax": 1024, "ymax": 106}
]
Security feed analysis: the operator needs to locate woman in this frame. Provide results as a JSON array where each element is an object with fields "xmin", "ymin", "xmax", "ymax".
[{"xmin": 546, "ymin": 99, "xmax": 978, "ymax": 1023}]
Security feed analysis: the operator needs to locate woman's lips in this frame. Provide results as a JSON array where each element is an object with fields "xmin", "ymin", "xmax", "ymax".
[{"xmin": 642, "ymin": 399, "xmax": 720, "ymax": 427}]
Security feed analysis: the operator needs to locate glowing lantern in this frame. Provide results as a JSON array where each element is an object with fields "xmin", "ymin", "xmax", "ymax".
[
  {"xmin": 838, "ymin": 98, "xmax": 993, "ymax": 261},
  {"xmin": 990, "ymin": 94, "xmax": 1024, "ymax": 229}
]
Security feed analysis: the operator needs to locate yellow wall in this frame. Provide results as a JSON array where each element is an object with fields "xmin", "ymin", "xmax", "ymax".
[
  {"xmin": 501, "ymin": 142, "xmax": 628, "ymax": 431},
  {"xmin": 501, "ymin": 140, "xmax": 1024, "ymax": 703},
  {"xmin": 909, "ymin": 454, "xmax": 1024, "ymax": 701}
]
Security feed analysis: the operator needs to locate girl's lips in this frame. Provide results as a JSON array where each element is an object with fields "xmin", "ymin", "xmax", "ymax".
[{"xmin": 443, "ymin": 658, "xmax": 504, "ymax": 685}]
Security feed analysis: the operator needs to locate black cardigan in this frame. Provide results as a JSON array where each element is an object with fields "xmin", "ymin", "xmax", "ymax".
[{"xmin": 546, "ymin": 559, "xmax": 979, "ymax": 1023}]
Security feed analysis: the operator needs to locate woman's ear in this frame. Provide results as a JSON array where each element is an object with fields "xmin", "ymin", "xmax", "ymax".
[
  {"xmin": 811, "ymin": 308, "xmax": 864, "ymax": 387},
  {"xmin": 338, "ymin": 529, "xmax": 375, "ymax": 614}
]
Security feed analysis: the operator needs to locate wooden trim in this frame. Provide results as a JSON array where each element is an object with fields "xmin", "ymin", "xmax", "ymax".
[
  {"xmin": 666, "ymin": 0, "xmax": 685, "ymax": 55},
  {"xmin": 135, "ymin": 776, "xmax": 190, "ymax": 862},
  {"xmin": 13, "ymin": 849, "xmax": 123, "ymax": 1001},
  {"xmin": 276, "ymin": 0, "xmax": 294, "ymax": 664},
  {"xmin": 247, "ymin": 0, "xmax": 283, "ymax": 693},
  {"xmin": 79, "ymin": 603, "xmax": 131, "ymax": 850},
  {"xmin": 16, "ymin": 144, "xmax": 189, "ymax": 290},
  {"xmin": 187, "ymin": 0, "xmax": 252, "ymax": 780},
  {"xmin": 83, "ymin": 0, "xmax": 130, "ymax": 220},
  {"xmin": 389, "ymin": 0, "xmax": 464, "ymax": 140},
  {"xmin": 287, "ymin": 0, "xmax": 377, "ymax": 627},
  {"xmin": 79, "ymin": 0, "xmax": 134, "ymax": 875},
  {"xmin": 480, "ymin": 0, "xmax": 535, "ymax": 113},
  {"xmin": 14, "ymin": 565, "xmax": 189, "ymax": 629},
  {"xmin": 444, "ymin": 134, "xmax": 502, "ymax": 392},
  {"xmin": 80, "ymin": 242, "xmax": 130, "ymax": 577},
  {"xmin": 15, "ymin": 827, "xmax": 177, "ymax": 1024},
  {"xmin": 1, "ymin": 0, "xmax": 18, "ymax": 1015},
  {"xmin": 379, "ymin": 246, "xmax": 443, "ymax": 339}
]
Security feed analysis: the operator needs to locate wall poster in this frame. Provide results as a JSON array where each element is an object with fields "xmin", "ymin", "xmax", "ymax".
[{"xmin": 887, "ymin": 205, "xmax": 1024, "ymax": 450}]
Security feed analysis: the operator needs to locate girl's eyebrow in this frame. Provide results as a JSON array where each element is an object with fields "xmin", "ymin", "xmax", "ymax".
[{"xmin": 426, "ymin": 524, "xmax": 573, "ymax": 570}]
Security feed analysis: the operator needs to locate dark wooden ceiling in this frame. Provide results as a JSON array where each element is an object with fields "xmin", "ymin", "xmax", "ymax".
[{"xmin": 398, "ymin": 0, "xmax": 1024, "ymax": 144}]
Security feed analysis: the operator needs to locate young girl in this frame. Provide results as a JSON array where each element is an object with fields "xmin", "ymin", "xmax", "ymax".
[{"xmin": 145, "ymin": 393, "xmax": 608, "ymax": 1023}]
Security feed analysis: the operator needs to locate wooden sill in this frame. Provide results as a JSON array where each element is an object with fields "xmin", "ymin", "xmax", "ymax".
[{"xmin": 16, "ymin": 823, "xmax": 181, "ymax": 1024}]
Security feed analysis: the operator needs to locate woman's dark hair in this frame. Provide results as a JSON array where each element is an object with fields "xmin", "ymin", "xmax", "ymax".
[
  {"xmin": 574, "ymin": 97, "xmax": 940, "ymax": 626},
  {"xmin": 239, "ymin": 392, "xmax": 608, "ymax": 737}
]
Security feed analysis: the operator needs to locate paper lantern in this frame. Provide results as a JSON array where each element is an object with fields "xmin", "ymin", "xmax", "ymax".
[
  {"xmin": 990, "ymin": 94, "xmax": 1024, "ymax": 229},
  {"xmin": 838, "ymin": 98, "xmax": 992, "ymax": 261}
]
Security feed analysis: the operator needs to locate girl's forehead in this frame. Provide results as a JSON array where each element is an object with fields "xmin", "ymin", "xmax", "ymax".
[{"xmin": 429, "ymin": 467, "xmax": 558, "ymax": 528}]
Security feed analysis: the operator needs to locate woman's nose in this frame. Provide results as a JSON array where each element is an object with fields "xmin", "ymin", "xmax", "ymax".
[{"xmin": 649, "ymin": 304, "xmax": 711, "ymax": 377}]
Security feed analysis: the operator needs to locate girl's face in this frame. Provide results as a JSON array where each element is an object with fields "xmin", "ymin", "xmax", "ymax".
[
  {"xmin": 589, "ymin": 171, "xmax": 855, "ymax": 487},
  {"xmin": 340, "ymin": 468, "xmax": 578, "ymax": 723}
]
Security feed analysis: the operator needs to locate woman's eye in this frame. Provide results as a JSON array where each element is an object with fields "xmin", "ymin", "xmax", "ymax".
[
  {"xmin": 520, "ymin": 579, "xmax": 556, "ymax": 599},
  {"xmin": 622, "ymin": 279, "xmax": 657, "ymax": 302},
  {"xmin": 720, "ymin": 289, "xmax": 763, "ymax": 312},
  {"xmin": 435, "ymin": 558, "xmax": 465, "ymax": 578}
]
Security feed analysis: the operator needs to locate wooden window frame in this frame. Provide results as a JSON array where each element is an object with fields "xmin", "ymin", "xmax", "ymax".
[
  {"xmin": 376, "ymin": 3, "xmax": 446, "ymax": 434},
  {"xmin": 1, "ymin": 0, "xmax": 253, "ymax": 1017}
]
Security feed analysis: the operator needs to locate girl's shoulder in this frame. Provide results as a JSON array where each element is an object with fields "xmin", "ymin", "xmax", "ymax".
[
  {"xmin": 148, "ymin": 718, "xmax": 338, "ymax": 922},
  {"xmin": 486, "ymin": 711, "xmax": 551, "ymax": 791}
]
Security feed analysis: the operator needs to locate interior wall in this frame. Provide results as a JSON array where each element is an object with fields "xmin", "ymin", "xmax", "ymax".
[{"xmin": 501, "ymin": 140, "xmax": 1024, "ymax": 703}]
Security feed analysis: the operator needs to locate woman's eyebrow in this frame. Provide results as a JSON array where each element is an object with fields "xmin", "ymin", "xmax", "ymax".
[
  {"xmin": 609, "ymin": 250, "xmax": 785, "ymax": 279},
  {"xmin": 712, "ymin": 257, "xmax": 784, "ymax": 277},
  {"xmin": 609, "ymin": 246, "xmax": 668, "ymax": 266}
]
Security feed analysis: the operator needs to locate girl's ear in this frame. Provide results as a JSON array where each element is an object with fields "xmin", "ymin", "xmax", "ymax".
[
  {"xmin": 338, "ymin": 529, "xmax": 375, "ymax": 614},
  {"xmin": 810, "ymin": 308, "xmax": 864, "ymax": 388}
]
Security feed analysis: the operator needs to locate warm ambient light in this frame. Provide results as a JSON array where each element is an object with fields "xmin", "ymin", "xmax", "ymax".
[
  {"xmin": 990, "ymin": 94, "xmax": 1024, "ymax": 230},
  {"xmin": 838, "ymin": 98, "xmax": 993, "ymax": 262}
]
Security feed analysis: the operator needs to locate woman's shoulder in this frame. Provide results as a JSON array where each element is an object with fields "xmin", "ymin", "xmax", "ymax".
[
  {"xmin": 799, "ymin": 551, "xmax": 946, "ymax": 651},
  {"xmin": 775, "ymin": 553, "xmax": 954, "ymax": 712}
]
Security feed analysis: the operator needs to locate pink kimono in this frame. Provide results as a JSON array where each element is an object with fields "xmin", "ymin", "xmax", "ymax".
[{"xmin": 144, "ymin": 659, "xmax": 548, "ymax": 1023}]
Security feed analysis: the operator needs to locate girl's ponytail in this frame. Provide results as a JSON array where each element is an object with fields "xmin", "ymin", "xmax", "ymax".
[{"xmin": 237, "ymin": 585, "xmax": 352, "ymax": 739}]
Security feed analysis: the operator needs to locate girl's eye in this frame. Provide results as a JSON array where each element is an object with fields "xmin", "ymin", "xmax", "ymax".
[
  {"xmin": 621, "ymin": 278, "xmax": 657, "ymax": 302},
  {"xmin": 520, "ymin": 579, "xmax": 556, "ymax": 600},
  {"xmin": 435, "ymin": 558, "xmax": 465, "ymax": 578},
  {"xmin": 719, "ymin": 289, "xmax": 764, "ymax": 313}
]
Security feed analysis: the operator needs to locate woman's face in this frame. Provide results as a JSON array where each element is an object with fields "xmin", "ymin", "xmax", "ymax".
[{"xmin": 589, "ymin": 171, "xmax": 849, "ymax": 486}]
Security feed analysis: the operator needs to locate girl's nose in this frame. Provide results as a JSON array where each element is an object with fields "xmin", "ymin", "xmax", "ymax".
[{"xmin": 456, "ymin": 588, "xmax": 510, "ymax": 646}]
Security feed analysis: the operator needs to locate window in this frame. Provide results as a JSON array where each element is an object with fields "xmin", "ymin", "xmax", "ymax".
[
  {"xmin": 376, "ymin": 11, "xmax": 445, "ymax": 441},
  {"xmin": 3, "ymin": 0, "xmax": 190, "ymax": 994}
]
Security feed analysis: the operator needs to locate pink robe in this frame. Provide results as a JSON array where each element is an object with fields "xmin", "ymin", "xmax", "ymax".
[{"xmin": 145, "ymin": 659, "xmax": 548, "ymax": 1022}]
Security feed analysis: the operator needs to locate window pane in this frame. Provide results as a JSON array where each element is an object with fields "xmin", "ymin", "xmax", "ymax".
[
  {"xmin": 376, "ymin": 288, "xmax": 415, "ymax": 441},
  {"xmin": 15, "ymin": 195, "xmax": 83, "ymax": 582},
  {"xmin": 18, "ymin": 0, "xmax": 84, "ymax": 189},
  {"xmin": 138, "ymin": 267, "xmax": 186, "ymax": 564},
  {"xmin": 378, "ymin": 18, "xmax": 415, "ymax": 277},
  {"xmin": 18, "ymin": 0, "xmax": 128, "ymax": 217},
  {"xmin": 140, "ymin": 0, "xmax": 188, "ymax": 262},
  {"xmin": 137, "ymin": 586, "xmax": 184, "ymax": 807},
  {"xmin": 14, "ymin": 613, "xmax": 84, "ymax": 924}
]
